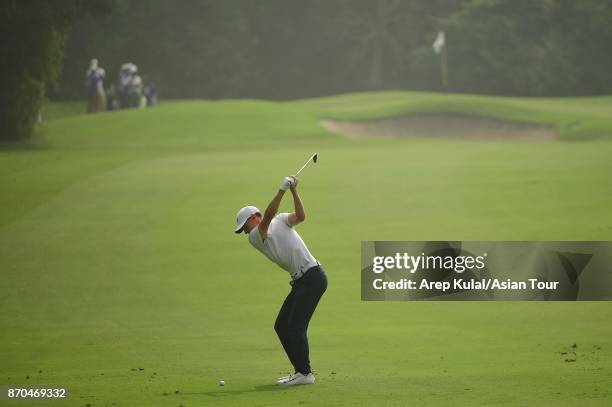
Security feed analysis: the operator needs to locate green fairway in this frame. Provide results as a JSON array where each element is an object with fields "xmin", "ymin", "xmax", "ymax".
[{"xmin": 1, "ymin": 92, "xmax": 612, "ymax": 406}]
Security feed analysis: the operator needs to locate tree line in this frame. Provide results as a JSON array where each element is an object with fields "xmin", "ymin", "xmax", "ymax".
[
  {"xmin": 3, "ymin": 0, "xmax": 612, "ymax": 141},
  {"xmin": 0, "ymin": 0, "xmax": 116, "ymax": 141}
]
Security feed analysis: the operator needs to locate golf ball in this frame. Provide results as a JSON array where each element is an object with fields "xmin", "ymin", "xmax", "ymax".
[{"xmin": 219, "ymin": 380, "xmax": 225, "ymax": 386}]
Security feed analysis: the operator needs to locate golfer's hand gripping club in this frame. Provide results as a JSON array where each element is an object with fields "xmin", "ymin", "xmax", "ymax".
[{"xmin": 279, "ymin": 176, "xmax": 294, "ymax": 191}]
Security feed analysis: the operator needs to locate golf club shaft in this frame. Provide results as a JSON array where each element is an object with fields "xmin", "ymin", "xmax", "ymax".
[{"xmin": 295, "ymin": 154, "xmax": 316, "ymax": 176}]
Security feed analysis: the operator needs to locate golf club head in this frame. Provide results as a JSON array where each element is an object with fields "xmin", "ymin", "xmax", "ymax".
[{"xmin": 313, "ymin": 153, "xmax": 317, "ymax": 163}]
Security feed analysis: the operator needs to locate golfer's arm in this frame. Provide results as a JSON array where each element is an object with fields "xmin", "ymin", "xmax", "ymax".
[
  {"xmin": 288, "ymin": 188, "xmax": 305, "ymax": 226},
  {"xmin": 259, "ymin": 190, "xmax": 285, "ymax": 237}
]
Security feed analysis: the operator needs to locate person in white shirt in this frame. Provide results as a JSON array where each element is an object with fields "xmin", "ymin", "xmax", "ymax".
[
  {"xmin": 85, "ymin": 58, "xmax": 106, "ymax": 113},
  {"xmin": 235, "ymin": 175, "xmax": 327, "ymax": 386}
]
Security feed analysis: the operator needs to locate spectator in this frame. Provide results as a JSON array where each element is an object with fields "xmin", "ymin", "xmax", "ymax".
[
  {"xmin": 143, "ymin": 76, "xmax": 158, "ymax": 107},
  {"xmin": 117, "ymin": 62, "xmax": 134, "ymax": 109},
  {"xmin": 85, "ymin": 59, "xmax": 106, "ymax": 113},
  {"xmin": 126, "ymin": 64, "xmax": 144, "ymax": 108}
]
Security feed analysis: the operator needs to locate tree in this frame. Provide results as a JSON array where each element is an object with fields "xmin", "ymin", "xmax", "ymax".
[
  {"xmin": 439, "ymin": 0, "xmax": 612, "ymax": 96},
  {"xmin": 48, "ymin": 0, "xmax": 612, "ymax": 100},
  {"xmin": 0, "ymin": 0, "xmax": 116, "ymax": 141},
  {"xmin": 306, "ymin": 0, "xmax": 461, "ymax": 92},
  {"xmin": 54, "ymin": 0, "xmax": 466, "ymax": 100},
  {"xmin": 57, "ymin": 0, "xmax": 258, "ymax": 99}
]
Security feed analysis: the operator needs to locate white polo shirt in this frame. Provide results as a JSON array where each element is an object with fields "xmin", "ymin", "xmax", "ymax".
[{"xmin": 248, "ymin": 213, "xmax": 319, "ymax": 279}]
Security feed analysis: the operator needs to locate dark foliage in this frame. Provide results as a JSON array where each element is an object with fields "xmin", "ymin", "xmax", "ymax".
[{"xmin": 0, "ymin": 0, "xmax": 116, "ymax": 140}]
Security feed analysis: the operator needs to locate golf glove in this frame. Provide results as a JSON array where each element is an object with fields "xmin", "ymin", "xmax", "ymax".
[{"xmin": 279, "ymin": 177, "xmax": 293, "ymax": 191}]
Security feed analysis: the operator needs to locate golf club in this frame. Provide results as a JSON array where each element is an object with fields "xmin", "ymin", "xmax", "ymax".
[{"xmin": 295, "ymin": 153, "xmax": 318, "ymax": 176}]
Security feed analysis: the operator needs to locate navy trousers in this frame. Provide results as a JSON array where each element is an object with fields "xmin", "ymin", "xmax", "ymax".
[{"xmin": 274, "ymin": 265, "xmax": 327, "ymax": 374}]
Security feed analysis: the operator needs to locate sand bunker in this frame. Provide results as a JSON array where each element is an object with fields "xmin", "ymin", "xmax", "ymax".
[{"xmin": 320, "ymin": 113, "xmax": 556, "ymax": 141}]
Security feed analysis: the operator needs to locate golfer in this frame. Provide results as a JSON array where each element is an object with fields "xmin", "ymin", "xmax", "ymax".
[{"xmin": 235, "ymin": 175, "xmax": 327, "ymax": 386}]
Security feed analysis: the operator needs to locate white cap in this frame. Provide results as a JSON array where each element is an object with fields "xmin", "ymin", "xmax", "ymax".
[{"xmin": 235, "ymin": 206, "xmax": 260, "ymax": 234}]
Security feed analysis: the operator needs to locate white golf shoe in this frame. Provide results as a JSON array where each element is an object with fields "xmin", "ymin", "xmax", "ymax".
[
  {"xmin": 276, "ymin": 373, "xmax": 292, "ymax": 384},
  {"xmin": 277, "ymin": 372, "xmax": 315, "ymax": 386}
]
